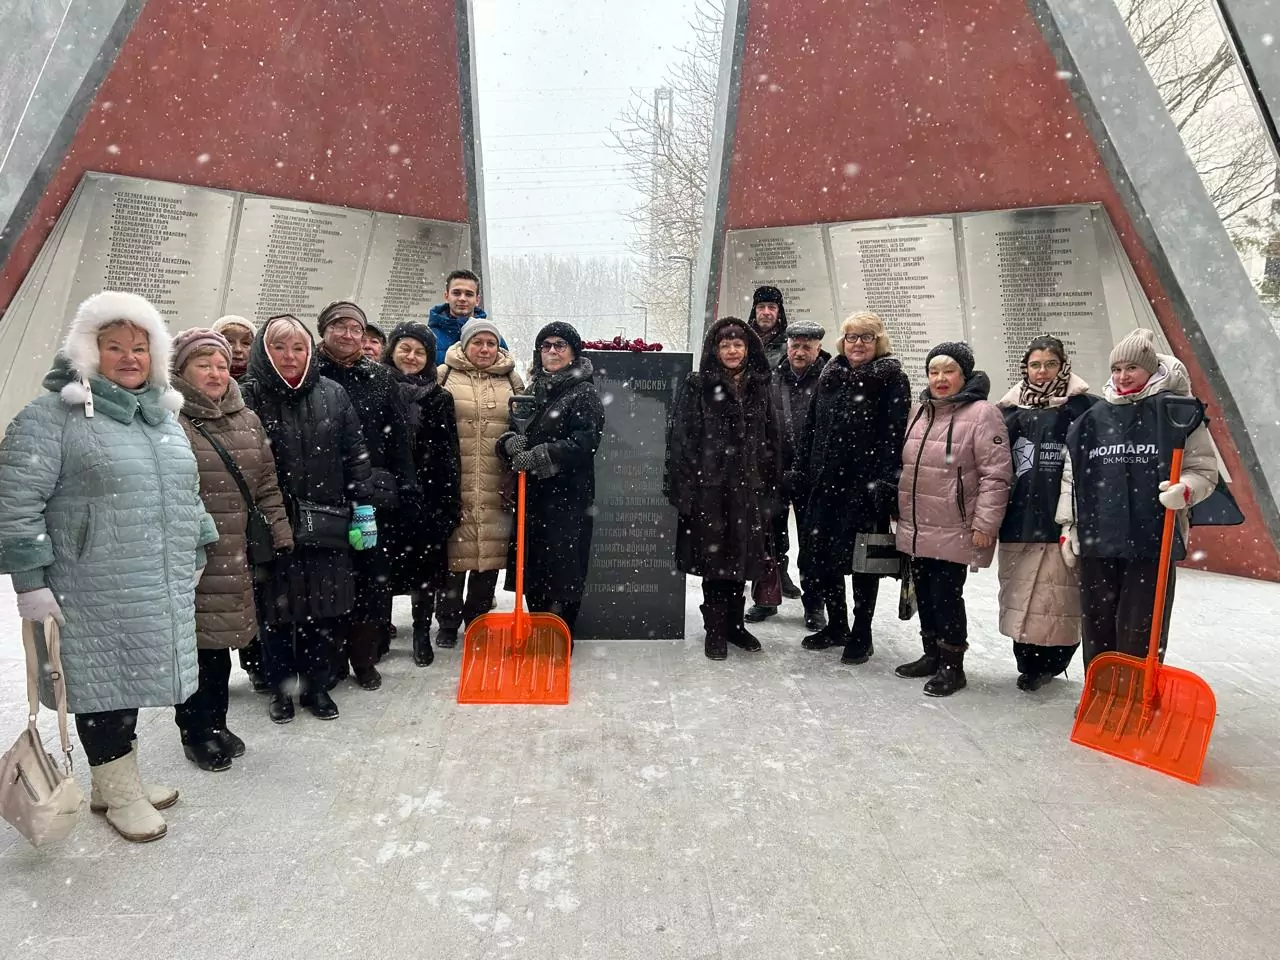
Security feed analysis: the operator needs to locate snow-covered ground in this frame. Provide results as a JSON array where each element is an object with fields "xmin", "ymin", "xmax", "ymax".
[{"xmin": 1, "ymin": 564, "xmax": 1278, "ymax": 959}]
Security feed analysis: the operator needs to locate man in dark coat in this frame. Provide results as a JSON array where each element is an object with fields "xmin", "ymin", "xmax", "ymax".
[
  {"xmin": 748, "ymin": 285, "xmax": 789, "ymax": 368},
  {"xmin": 497, "ymin": 321, "xmax": 605, "ymax": 635},
  {"xmin": 665, "ymin": 317, "xmax": 783, "ymax": 659},
  {"xmin": 747, "ymin": 319, "xmax": 830, "ymax": 627},
  {"xmin": 315, "ymin": 301, "xmax": 419, "ymax": 692}
]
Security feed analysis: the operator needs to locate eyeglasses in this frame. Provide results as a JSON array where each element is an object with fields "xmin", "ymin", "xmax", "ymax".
[
  {"xmin": 327, "ymin": 321, "xmax": 364, "ymax": 337},
  {"xmin": 540, "ymin": 340, "xmax": 571, "ymax": 353},
  {"xmin": 1026, "ymin": 360, "xmax": 1062, "ymax": 372},
  {"xmin": 843, "ymin": 333, "xmax": 876, "ymax": 344}
]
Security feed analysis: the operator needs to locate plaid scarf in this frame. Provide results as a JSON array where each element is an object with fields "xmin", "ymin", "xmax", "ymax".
[{"xmin": 1018, "ymin": 360, "xmax": 1073, "ymax": 408}]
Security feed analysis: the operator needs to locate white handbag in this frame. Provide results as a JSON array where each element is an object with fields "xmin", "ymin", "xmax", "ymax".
[{"xmin": 0, "ymin": 617, "xmax": 83, "ymax": 846}]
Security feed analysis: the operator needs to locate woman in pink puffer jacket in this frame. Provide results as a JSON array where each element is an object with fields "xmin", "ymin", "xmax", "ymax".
[{"xmin": 896, "ymin": 342, "xmax": 1012, "ymax": 697}]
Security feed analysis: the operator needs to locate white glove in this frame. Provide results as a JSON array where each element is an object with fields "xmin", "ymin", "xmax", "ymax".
[
  {"xmin": 16, "ymin": 587, "xmax": 65, "ymax": 625},
  {"xmin": 1158, "ymin": 480, "xmax": 1191, "ymax": 510},
  {"xmin": 1059, "ymin": 526, "xmax": 1079, "ymax": 569}
]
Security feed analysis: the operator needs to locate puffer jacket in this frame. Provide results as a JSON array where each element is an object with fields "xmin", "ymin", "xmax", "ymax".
[
  {"xmin": 176, "ymin": 376, "xmax": 293, "ymax": 650},
  {"xmin": 0, "ymin": 292, "xmax": 218, "ymax": 713},
  {"xmin": 897, "ymin": 372, "xmax": 1012, "ymax": 568},
  {"xmin": 439, "ymin": 343, "xmax": 524, "ymax": 572},
  {"xmin": 1055, "ymin": 354, "xmax": 1218, "ymax": 559}
]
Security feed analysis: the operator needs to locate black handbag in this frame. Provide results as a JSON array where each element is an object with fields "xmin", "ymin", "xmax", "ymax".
[
  {"xmin": 190, "ymin": 420, "xmax": 276, "ymax": 567},
  {"xmin": 291, "ymin": 499, "xmax": 351, "ymax": 550}
]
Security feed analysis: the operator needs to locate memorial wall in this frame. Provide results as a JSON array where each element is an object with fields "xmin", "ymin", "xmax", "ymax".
[
  {"xmin": 0, "ymin": 173, "xmax": 470, "ymax": 423},
  {"xmin": 575, "ymin": 351, "xmax": 693, "ymax": 642},
  {"xmin": 719, "ymin": 203, "xmax": 1161, "ymax": 396}
]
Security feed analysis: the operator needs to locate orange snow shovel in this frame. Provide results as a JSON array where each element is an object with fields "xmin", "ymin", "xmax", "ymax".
[
  {"xmin": 457, "ymin": 396, "xmax": 571, "ymax": 705},
  {"xmin": 1071, "ymin": 395, "xmax": 1216, "ymax": 784}
]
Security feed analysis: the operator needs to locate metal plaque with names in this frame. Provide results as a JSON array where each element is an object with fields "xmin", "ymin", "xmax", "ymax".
[
  {"xmin": 358, "ymin": 214, "xmax": 469, "ymax": 329},
  {"xmin": 67, "ymin": 175, "xmax": 236, "ymax": 328},
  {"xmin": 721, "ymin": 225, "xmax": 835, "ymax": 330},
  {"xmin": 828, "ymin": 217, "xmax": 965, "ymax": 383},
  {"xmin": 962, "ymin": 205, "xmax": 1113, "ymax": 394},
  {"xmin": 575, "ymin": 351, "xmax": 693, "ymax": 641},
  {"xmin": 223, "ymin": 197, "xmax": 373, "ymax": 326}
]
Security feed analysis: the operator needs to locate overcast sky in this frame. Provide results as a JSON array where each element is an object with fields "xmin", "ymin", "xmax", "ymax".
[{"xmin": 472, "ymin": 0, "xmax": 702, "ymax": 261}]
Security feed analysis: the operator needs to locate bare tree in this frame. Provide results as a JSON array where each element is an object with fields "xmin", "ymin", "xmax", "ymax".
[
  {"xmin": 611, "ymin": 0, "xmax": 723, "ymax": 349},
  {"xmin": 1118, "ymin": 0, "xmax": 1278, "ymax": 248}
]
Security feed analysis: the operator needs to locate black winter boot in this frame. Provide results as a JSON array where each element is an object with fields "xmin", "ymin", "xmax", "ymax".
[
  {"xmin": 744, "ymin": 603, "xmax": 777, "ymax": 623},
  {"xmin": 436, "ymin": 626, "xmax": 459, "ymax": 649},
  {"xmin": 840, "ymin": 622, "xmax": 874, "ymax": 665},
  {"xmin": 728, "ymin": 597, "xmax": 763, "ymax": 652},
  {"xmin": 211, "ymin": 707, "xmax": 245, "ymax": 758},
  {"xmin": 803, "ymin": 582, "xmax": 848, "ymax": 650},
  {"xmin": 412, "ymin": 592, "xmax": 435, "ymax": 667},
  {"xmin": 780, "ymin": 564, "xmax": 802, "ymax": 600},
  {"xmin": 700, "ymin": 604, "xmax": 729, "ymax": 660},
  {"xmin": 803, "ymin": 604, "xmax": 827, "ymax": 632},
  {"xmin": 268, "ymin": 690, "xmax": 294, "ymax": 724},
  {"xmin": 923, "ymin": 642, "xmax": 968, "ymax": 697},
  {"xmin": 180, "ymin": 730, "xmax": 232, "ymax": 772},
  {"xmin": 895, "ymin": 637, "xmax": 940, "ymax": 678}
]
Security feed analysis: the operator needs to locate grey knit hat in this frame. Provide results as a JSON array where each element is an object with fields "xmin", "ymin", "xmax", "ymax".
[
  {"xmin": 1109, "ymin": 328, "xmax": 1159, "ymax": 374},
  {"xmin": 787, "ymin": 319, "xmax": 825, "ymax": 340},
  {"xmin": 459, "ymin": 316, "xmax": 503, "ymax": 350},
  {"xmin": 926, "ymin": 341, "xmax": 975, "ymax": 379}
]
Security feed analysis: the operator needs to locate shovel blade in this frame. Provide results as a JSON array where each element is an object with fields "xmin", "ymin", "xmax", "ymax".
[
  {"xmin": 457, "ymin": 612, "xmax": 571, "ymax": 705},
  {"xmin": 1071, "ymin": 653, "xmax": 1216, "ymax": 784}
]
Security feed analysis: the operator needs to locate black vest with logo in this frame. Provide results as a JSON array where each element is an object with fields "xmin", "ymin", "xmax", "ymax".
[
  {"xmin": 1065, "ymin": 398, "xmax": 1185, "ymax": 561},
  {"xmin": 999, "ymin": 395, "xmax": 1095, "ymax": 544}
]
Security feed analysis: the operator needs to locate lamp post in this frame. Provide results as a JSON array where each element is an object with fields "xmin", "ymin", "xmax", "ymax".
[
  {"xmin": 632, "ymin": 304, "xmax": 649, "ymax": 340},
  {"xmin": 668, "ymin": 254, "xmax": 694, "ymax": 350}
]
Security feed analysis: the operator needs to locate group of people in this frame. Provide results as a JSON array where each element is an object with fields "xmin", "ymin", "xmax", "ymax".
[
  {"xmin": 0, "ymin": 270, "xmax": 604, "ymax": 843},
  {"xmin": 665, "ymin": 284, "xmax": 1221, "ymax": 702},
  {"xmin": 0, "ymin": 270, "xmax": 1224, "ymax": 845}
]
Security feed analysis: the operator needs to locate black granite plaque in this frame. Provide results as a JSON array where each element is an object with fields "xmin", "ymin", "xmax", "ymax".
[{"xmin": 575, "ymin": 351, "xmax": 693, "ymax": 641}]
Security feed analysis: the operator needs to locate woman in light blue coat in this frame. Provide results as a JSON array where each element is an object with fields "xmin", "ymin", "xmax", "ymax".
[{"xmin": 0, "ymin": 291, "xmax": 217, "ymax": 844}]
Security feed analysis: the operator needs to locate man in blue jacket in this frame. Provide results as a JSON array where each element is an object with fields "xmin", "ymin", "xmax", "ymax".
[{"xmin": 429, "ymin": 269, "xmax": 505, "ymax": 364}]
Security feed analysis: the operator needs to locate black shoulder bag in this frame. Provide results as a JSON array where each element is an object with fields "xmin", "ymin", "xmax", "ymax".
[{"xmin": 189, "ymin": 420, "xmax": 277, "ymax": 567}]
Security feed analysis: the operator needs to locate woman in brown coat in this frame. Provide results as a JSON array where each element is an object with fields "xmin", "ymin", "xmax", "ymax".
[
  {"xmin": 171, "ymin": 328, "xmax": 292, "ymax": 771},
  {"xmin": 436, "ymin": 317, "xmax": 523, "ymax": 646}
]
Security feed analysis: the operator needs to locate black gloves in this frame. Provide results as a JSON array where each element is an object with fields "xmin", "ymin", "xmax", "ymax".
[{"xmin": 497, "ymin": 431, "xmax": 528, "ymax": 458}]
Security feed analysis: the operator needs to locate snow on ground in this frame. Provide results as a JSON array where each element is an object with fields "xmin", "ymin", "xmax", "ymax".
[{"xmin": 0, "ymin": 565, "xmax": 1278, "ymax": 959}]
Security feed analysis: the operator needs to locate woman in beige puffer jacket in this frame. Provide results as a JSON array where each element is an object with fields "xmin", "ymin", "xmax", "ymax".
[{"xmin": 436, "ymin": 318, "xmax": 523, "ymax": 645}]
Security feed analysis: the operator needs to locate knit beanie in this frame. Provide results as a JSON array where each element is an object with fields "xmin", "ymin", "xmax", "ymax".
[
  {"xmin": 459, "ymin": 316, "xmax": 503, "ymax": 350},
  {"xmin": 534, "ymin": 321, "xmax": 583, "ymax": 356},
  {"xmin": 1109, "ymin": 328, "xmax": 1159, "ymax": 374},
  {"xmin": 212, "ymin": 315, "xmax": 256, "ymax": 339},
  {"xmin": 316, "ymin": 300, "xmax": 367, "ymax": 334},
  {"xmin": 385, "ymin": 321, "xmax": 436, "ymax": 364},
  {"xmin": 171, "ymin": 327, "xmax": 232, "ymax": 373},
  {"xmin": 926, "ymin": 341, "xmax": 976, "ymax": 379}
]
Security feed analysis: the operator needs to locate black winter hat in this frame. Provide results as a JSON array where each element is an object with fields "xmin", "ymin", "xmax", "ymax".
[
  {"xmin": 534, "ymin": 321, "xmax": 583, "ymax": 358},
  {"xmin": 926, "ymin": 341, "xmax": 976, "ymax": 379},
  {"xmin": 384, "ymin": 321, "xmax": 436, "ymax": 365},
  {"xmin": 752, "ymin": 285, "xmax": 784, "ymax": 307},
  {"xmin": 363, "ymin": 321, "xmax": 387, "ymax": 343}
]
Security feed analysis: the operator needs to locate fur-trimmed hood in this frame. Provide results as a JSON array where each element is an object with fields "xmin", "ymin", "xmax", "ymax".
[{"xmin": 53, "ymin": 291, "xmax": 182, "ymax": 413}]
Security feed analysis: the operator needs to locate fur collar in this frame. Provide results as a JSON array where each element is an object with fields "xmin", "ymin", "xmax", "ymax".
[{"xmin": 58, "ymin": 292, "xmax": 182, "ymax": 413}]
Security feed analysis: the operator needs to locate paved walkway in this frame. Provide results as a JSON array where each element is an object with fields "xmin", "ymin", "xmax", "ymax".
[{"xmin": 1, "ymin": 566, "xmax": 1278, "ymax": 959}]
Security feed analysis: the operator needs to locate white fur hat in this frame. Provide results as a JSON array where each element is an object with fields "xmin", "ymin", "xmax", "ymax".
[{"xmin": 59, "ymin": 291, "xmax": 182, "ymax": 412}]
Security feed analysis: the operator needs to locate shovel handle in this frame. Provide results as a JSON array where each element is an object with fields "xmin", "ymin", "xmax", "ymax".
[
  {"xmin": 1145, "ymin": 448, "xmax": 1183, "ymax": 712},
  {"xmin": 513, "ymin": 470, "xmax": 527, "ymax": 649}
]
